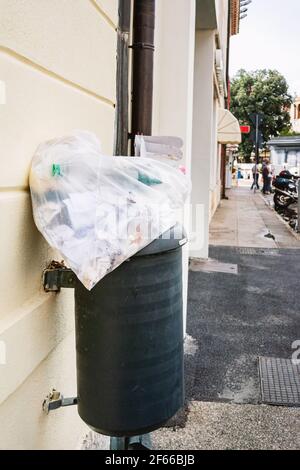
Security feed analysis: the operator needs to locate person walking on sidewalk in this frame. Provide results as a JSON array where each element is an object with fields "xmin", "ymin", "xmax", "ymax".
[
  {"xmin": 267, "ymin": 163, "xmax": 274, "ymax": 194},
  {"xmin": 251, "ymin": 164, "xmax": 260, "ymax": 190},
  {"xmin": 262, "ymin": 161, "xmax": 270, "ymax": 194}
]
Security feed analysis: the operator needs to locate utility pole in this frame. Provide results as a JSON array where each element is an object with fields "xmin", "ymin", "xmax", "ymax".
[
  {"xmin": 255, "ymin": 114, "xmax": 259, "ymax": 166},
  {"xmin": 254, "ymin": 114, "xmax": 259, "ymax": 193}
]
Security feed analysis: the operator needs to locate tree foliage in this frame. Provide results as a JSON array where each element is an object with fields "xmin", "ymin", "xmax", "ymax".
[
  {"xmin": 230, "ymin": 69, "xmax": 292, "ymax": 161},
  {"xmin": 280, "ymin": 129, "xmax": 300, "ymax": 137}
]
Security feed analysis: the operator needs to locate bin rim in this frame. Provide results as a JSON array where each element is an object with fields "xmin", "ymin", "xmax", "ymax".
[{"xmin": 133, "ymin": 224, "xmax": 187, "ymax": 257}]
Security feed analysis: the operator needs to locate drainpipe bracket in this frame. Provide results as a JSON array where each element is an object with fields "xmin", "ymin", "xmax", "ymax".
[
  {"xmin": 129, "ymin": 42, "xmax": 155, "ymax": 51},
  {"xmin": 42, "ymin": 389, "xmax": 78, "ymax": 415},
  {"xmin": 43, "ymin": 261, "xmax": 76, "ymax": 292}
]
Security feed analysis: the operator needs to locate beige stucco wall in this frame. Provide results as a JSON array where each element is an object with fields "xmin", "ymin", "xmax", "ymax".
[
  {"xmin": 153, "ymin": 0, "xmax": 228, "ymax": 264},
  {"xmin": 190, "ymin": 30, "xmax": 215, "ymax": 259},
  {"xmin": 216, "ymin": 0, "xmax": 229, "ymax": 61},
  {"xmin": 190, "ymin": 0, "xmax": 228, "ymax": 259},
  {"xmin": 153, "ymin": 0, "xmax": 196, "ymax": 331},
  {"xmin": 0, "ymin": 0, "xmax": 117, "ymax": 450},
  {"xmin": 212, "ymin": 0, "xmax": 227, "ymax": 220}
]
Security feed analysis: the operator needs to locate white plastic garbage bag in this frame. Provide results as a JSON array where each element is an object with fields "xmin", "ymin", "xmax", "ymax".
[
  {"xmin": 135, "ymin": 135, "xmax": 184, "ymax": 168},
  {"xmin": 30, "ymin": 131, "xmax": 190, "ymax": 290}
]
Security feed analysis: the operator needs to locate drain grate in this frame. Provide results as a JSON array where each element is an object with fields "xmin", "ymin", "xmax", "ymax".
[
  {"xmin": 189, "ymin": 258, "xmax": 238, "ymax": 275},
  {"xmin": 259, "ymin": 357, "xmax": 300, "ymax": 407},
  {"xmin": 237, "ymin": 247, "xmax": 280, "ymax": 256}
]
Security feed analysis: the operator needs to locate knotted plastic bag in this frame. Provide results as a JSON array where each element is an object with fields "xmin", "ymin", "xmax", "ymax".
[{"xmin": 30, "ymin": 131, "xmax": 190, "ymax": 290}]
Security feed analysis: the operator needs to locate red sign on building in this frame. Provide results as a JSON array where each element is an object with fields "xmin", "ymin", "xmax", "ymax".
[{"xmin": 240, "ymin": 125, "xmax": 251, "ymax": 134}]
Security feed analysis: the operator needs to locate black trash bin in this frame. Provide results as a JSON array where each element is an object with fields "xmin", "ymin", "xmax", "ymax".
[{"xmin": 74, "ymin": 225, "xmax": 187, "ymax": 437}]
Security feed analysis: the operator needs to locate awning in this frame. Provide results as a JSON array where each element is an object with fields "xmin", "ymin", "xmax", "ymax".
[{"xmin": 218, "ymin": 109, "xmax": 241, "ymax": 144}]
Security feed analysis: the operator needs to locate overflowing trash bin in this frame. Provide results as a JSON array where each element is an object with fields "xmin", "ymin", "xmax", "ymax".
[
  {"xmin": 30, "ymin": 131, "xmax": 189, "ymax": 439},
  {"xmin": 75, "ymin": 224, "xmax": 186, "ymax": 436}
]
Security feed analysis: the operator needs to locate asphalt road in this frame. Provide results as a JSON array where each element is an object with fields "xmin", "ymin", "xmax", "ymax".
[{"xmin": 185, "ymin": 245, "xmax": 300, "ymax": 404}]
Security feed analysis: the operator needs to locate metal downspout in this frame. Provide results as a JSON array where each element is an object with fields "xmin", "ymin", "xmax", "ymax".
[
  {"xmin": 222, "ymin": 0, "xmax": 232, "ymax": 199},
  {"xmin": 130, "ymin": 0, "xmax": 156, "ymax": 154},
  {"xmin": 115, "ymin": 0, "xmax": 131, "ymax": 156}
]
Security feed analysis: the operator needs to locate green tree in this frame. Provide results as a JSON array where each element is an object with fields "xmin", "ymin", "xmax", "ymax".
[
  {"xmin": 230, "ymin": 69, "xmax": 292, "ymax": 162},
  {"xmin": 280, "ymin": 128, "xmax": 300, "ymax": 137}
]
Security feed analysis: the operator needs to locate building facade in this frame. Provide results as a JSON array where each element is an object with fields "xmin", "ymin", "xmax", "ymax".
[
  {"xmin": 0, "ymin": 0, "xmax": 118, "ymax": 450},
  {"xmin": 189, "ymin": 0, "xmax": 241, "ymax": 259},
  {"xmin": 151, "ymin": 0, "xmax": 241, "ymax": 327},
  {"xmin": 290, "ymin": 96, "xmax": 300, "ymax": 133},
  {"xmin": 269, "ymin": 135, "xmax": 300, "ymax": 175},
  {"xmin": 0, "ymin": 0, "xmax": 241, "ymax": 449}
]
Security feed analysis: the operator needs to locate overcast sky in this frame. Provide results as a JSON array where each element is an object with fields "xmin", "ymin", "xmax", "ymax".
[{"xmin": 230, "ymin": 0, "xmax": 300, "ymax": 96}]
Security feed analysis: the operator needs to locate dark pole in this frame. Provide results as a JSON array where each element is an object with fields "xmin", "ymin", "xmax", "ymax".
[
  {"xmin": 131, "ymin": 0, "xmax": 155, "ymax": 154},
  {"xmin": 115, "ymin": 0, "xmax": 131, "ymax": 156},
  {"xmin": 225, "ymin": 0, "xmax": 231, "ymax": 110},
  {"xmin": 252, "ymin": 114, "xmax": 258, "ymax": 192},
  {"xmin": 255, "ymin": 113, "xmax": 259, "ymax": 166},
  {"xmin": 222, "ymin": 0, "xmax": 232, "ymax": 199},
  {"xmin": 221, "ymin": 145, "xmax": 227, "ymax": 200}
]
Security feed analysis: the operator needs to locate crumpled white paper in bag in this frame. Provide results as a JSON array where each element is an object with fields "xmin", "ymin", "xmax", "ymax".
[{"xmin": 30, "ymin": 131, "xmax": 190, "ymax": 290}]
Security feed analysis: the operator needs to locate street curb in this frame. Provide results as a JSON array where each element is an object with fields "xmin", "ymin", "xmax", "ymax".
[{"xmin": 258, "ymin": 193, "xmax": 300, "ymax": 242}]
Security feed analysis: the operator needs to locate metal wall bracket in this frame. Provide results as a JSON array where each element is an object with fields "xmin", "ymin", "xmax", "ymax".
[
  {"xmin": 43, "ymin": 261, "xmax": 76, "ymax": 292},
  {"xmin": 43, "ymin": 390, "xmax": 78, "ymax": 414},
  {"xmin": 110, "ymin": 434, "xmax": 152, "ymax": 450},
  {"xmin": 129, "ymin": 42, "xmax": 155, "ymax": 51}
]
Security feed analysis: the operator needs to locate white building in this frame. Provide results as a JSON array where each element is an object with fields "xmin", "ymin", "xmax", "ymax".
[
  {"xmin": 290, "ymin": 96, "xmax": 300, "ymax": 133},
  {"xmin": 154, "ymin": 0, "xmax": 241, "ymax": 268},
  {"xmin": 0, "ymin": 0, "xmax": 241, "ymax": 449},
  {"xmin": 268, "ymin": 135, "xmax": 300, "ymax": 176}
]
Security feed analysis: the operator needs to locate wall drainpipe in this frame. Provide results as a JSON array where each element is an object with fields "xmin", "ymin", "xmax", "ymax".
[
  {"xmin": 225, "ymin": 0, "xmax": 231, "ymax": 110},
  {"xmin": 115, "ymin": 0, "xmax": 131, "ymax": 156},
  {"xmin": 130, "ymin": 0, "xmax": 156, "ymax": 154},
  {"xmin": 221, "ymin": 0, "xmax": 232, "ymax": 200}
]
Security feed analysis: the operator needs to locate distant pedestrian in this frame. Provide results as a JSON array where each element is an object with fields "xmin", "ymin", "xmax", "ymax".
[
  {"xmin": 267, "ymin": 164, "xmax": 273, "ymax": 193},
  {"xmin": 251, "ymin": 164, "xmax": 260, "ymax": 190},
  {"xmin": 262, "ymin": 161, "xmax": 270, "ymax": 194}
]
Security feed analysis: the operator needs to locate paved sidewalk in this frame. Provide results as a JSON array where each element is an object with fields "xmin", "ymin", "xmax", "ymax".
[
  {"xmin": 153, "ymin": 401, "xmax": 300, "ymax": 450},
  {"xmin": 210, "ymin": 187, "xmax": 300, "ymax": 248}
]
